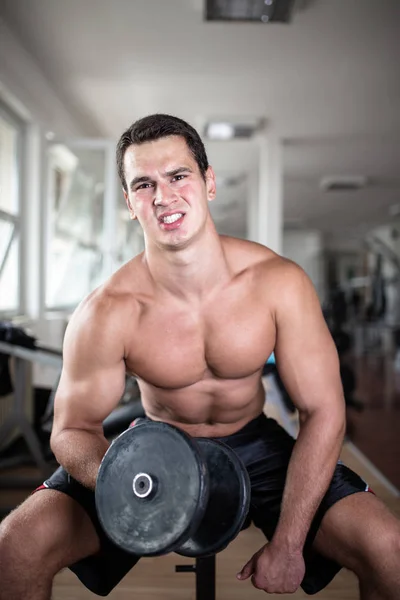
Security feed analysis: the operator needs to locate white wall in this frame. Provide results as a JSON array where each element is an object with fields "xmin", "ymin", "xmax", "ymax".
[
  {"xmin": 0, "ymin": 17, "xmax": 87, "ymax": 136},
  {"xmin": 283, "ymin": 229, "xmax": 325, "ymax": 300}
]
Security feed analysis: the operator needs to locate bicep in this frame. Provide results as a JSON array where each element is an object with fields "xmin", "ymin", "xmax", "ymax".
[
  {"xmin": 273, "ymin": 264, "xmax": 344, "ymax": 417},
  {"xmin": 52, "ymin": 310, "xmax": 127, "ymax": 436}
]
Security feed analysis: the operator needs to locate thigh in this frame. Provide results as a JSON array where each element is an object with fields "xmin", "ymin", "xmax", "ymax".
[
  {"xmin": 313, "ymin": 491, "xmax": 400, "ymax": 574},
  {"xmin": 221, "ymin": 415, "xmax": 295, "ymax": 540},
  {"xmin": 1, "ymin": 488, "xmax": 100, "ymax": 569},
  {"xmin": 38, "ymin": 466, "xmax": 141, "ymax": 596},
  {"xmin": 221, "ymin": 416, "xmax": 370, "ymax": 594}
]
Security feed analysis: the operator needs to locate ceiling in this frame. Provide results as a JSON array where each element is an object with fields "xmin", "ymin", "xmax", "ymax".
[{"xmin": 1, "ymin": 0, "xmax": 400, "ymax": 245}]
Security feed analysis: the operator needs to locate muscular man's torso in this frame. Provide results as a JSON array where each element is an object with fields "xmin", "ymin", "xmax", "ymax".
[{"xmin": 104, "ymin": 237, "xmax": 282, "ymax": 438}]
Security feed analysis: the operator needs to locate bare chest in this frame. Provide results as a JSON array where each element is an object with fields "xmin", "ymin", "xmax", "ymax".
[{"xmin": 126, "ymin": 298, "xmax": 275, "ymax": 388}]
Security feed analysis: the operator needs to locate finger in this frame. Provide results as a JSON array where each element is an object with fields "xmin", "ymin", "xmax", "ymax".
[
  {"xmin": 237, "ymin": 556, "xmax": 255, "ymax": 580},
  {"xmin": 251, "ymin": 573, "xmax": 265, "ymax": 590}
]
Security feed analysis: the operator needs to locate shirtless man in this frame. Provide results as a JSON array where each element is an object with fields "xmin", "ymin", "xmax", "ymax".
[{"xmin": 1, "ymin": 114, "xmax": 399, "ymax": 599}]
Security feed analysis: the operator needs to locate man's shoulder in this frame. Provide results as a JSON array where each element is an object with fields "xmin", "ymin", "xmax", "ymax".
[
  {"xmin": 71, "ymin": 254, "xmax": 146, "ymax": 329},
  {"xmin": 257, "ymin": 254, "xmax": 310, "ymax": 300},
  {"xmin": 221, "ymin": 235, "xmax": 302, "ymax": 281},
  {"xmin": 221, "ymin": 235, "xmax": 275, "ymax": 271}
]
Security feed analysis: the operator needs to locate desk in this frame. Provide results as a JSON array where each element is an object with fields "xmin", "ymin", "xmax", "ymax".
[{"xmin": 0, "ymin": 341, "xmax": 62, "ymax": 482}]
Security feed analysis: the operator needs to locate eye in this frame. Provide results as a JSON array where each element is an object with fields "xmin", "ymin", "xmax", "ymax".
[
  {"xmin": 172, "ymin": 174, "xmax": 186, "ymax": 182},
  {"xmin": 136, "ymin": 182, "xmax": 153, "ymax": 191}
]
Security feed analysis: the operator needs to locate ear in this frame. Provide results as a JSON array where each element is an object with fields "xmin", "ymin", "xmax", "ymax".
[
  {"xmin": 205, "ymin": 166, "xmax": 216, "ymax": 202},
  {"xmin": 123, "ymin": 189, "xmax": 137, "ymax": 220}
]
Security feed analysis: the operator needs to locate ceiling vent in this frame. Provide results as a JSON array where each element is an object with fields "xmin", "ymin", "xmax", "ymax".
[
  {"xmin": 215, "ymin": 174, "xmax": 247, "ymax": 187},
  {"xmin": 205, "ymin": 0, "xmax": 297, "ymax": 23},
  {"xmin": 320, "ymin": 176, "xmax": 368, "ymax": 192},
  {"xmin": 284, "ymin": 217, "xmax": 305, "ymax": 229}
]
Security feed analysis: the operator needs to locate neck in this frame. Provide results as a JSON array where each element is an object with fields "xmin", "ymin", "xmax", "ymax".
[{"xmin": 143, "ymin": 222, "xmax": 231, "ymax": 301}]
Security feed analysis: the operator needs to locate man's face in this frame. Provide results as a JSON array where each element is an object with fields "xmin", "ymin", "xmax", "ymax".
[{"xmin": 123, "ymin": 136, "xmax": 216, "ymax": 249}]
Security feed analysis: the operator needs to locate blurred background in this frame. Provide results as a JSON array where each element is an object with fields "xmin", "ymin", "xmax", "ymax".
[{"xmin": 0, "ymin": 0, "xmax": 399, "ymax": 532}]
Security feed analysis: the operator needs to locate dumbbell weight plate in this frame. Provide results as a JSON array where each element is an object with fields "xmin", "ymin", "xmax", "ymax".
[
  {"xmin": 96, "ymin": 421, "xmax": 209, "ymax": 556},
  {"xmin": 177, "ymin": 438, "xmax": 251, "ymax": 557}
]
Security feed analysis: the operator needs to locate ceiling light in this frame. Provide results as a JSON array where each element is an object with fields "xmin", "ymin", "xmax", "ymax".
[
  {"xmin": 206, "ymin": 122, "xmax": 235, "ymax": 140},
  {"xmin": 204, "ymin": 118, "xmax": 264, "ymax": 140}
]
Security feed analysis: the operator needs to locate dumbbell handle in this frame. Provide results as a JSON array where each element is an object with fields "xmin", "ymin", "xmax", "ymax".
[{"xmin": 175, "ymin": 564, "xmax": 196, "ymax": 573}]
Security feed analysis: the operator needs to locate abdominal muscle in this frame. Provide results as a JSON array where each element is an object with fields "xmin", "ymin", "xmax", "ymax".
[{"xmin": 137, "ymin": 371, "xmax": 266, "ymax": 438}]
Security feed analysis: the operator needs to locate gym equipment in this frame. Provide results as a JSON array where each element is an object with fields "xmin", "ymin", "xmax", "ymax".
[
  {"xmin": 95, "ymin": 420, "xmax": 250, "ymax": 557},
  {"xmin": 176, "ymin": 555, "xmax": 216, "ymax": 600},
  {"xmin": 177, "ymin": 437, "xmax": 250, "ymax": 557},
  {"xmin": 176, "ymin": 515, "xmax": 253, "ymax": 600},
  {"xmin": 96, "ymin": 420, "xmax": 209, "ymax": 555}
]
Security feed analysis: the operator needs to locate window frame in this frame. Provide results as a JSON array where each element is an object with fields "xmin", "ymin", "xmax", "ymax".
[{"xmin": 0, "ymin": 100, "xmax": 25, "ymax": 317}]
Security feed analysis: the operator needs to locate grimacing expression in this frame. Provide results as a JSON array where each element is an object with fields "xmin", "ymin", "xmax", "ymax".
[{"xmin": 123, "ymin": 136, "xmax": 216, "ymax": 249}]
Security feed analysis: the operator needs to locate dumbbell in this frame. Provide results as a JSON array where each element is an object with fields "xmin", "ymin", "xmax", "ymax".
[{"xmin": 95, "ymin": 419, "xmax": 250, "ymax": 557}]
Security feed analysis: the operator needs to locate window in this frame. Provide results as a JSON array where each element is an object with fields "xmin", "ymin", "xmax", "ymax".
[
  {"xmin": 45, "ymin": 140, "xmax": 146, "ymax": 311},
  {"xmin": 115, "ymin": 207, "xmax": 145, "ymax": 267},
  {"xmin": 0, "ymin": 104, "xmax": 23, "ymax": 314},
  {"xmin": 45, "ymin": 143, "xmax": 108, "ymax": 309}
]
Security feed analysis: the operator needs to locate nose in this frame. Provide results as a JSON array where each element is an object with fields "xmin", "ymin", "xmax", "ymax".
[{"xmin": 153, "ymin": 181, "xmax": 176, "ymax": 206}]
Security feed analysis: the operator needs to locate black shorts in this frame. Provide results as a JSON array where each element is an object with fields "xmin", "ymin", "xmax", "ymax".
[{"xmin": 36, "ymin": 414, "xmax": 371, "ymax": 596}]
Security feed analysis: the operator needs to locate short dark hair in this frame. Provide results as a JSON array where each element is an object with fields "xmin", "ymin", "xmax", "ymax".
[{"xmin": 116, "ymin": 114, "xmax": 209, "ymax": 191}]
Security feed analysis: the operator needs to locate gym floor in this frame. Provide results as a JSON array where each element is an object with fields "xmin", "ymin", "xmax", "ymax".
[
  {"xmin": 346, "ymin": 354, "xmax": 400, "ymax": 490},
  {"xmin": 1, "ymin": 353, "xmax": 399, "ymax": 599}
]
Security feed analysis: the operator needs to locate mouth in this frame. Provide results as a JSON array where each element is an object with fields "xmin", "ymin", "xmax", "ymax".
[{"xmin": 158, "ymin": 212, "xmax": 185, "ymax": 230}]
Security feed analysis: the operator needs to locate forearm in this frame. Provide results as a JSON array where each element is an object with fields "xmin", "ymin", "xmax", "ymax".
[
  {"xmin": 51, "ymin": 428, "xmax": 110, "ymax": 490},
  {"xmin": 272, "ymin": 409, "xmax": 345, "ymax": 552}
]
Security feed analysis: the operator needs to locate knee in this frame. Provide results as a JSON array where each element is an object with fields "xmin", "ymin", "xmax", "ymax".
[
  {"xmin": 358, "ymin": 522, "xmax": 400, "ymax": 574},
  {"xmin": 0, "ymin": 508, "xmax": 50, "ymax": 569},
  {"xmin": 379, "ymin": 526, "xmax": 400, "ymax": 563},
  {"xmin": 0, "ymin": 510, "xmax": 29, "ymax": 564},
  {"xmin": 373, "ymin": 524, "xmax": 400, "ymax": 557}
]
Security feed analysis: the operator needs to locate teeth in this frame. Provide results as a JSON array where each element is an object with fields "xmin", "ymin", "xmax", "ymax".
[{"xmin": 163, "ymin": 213, "xmax": 182, "ymax": 224}]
